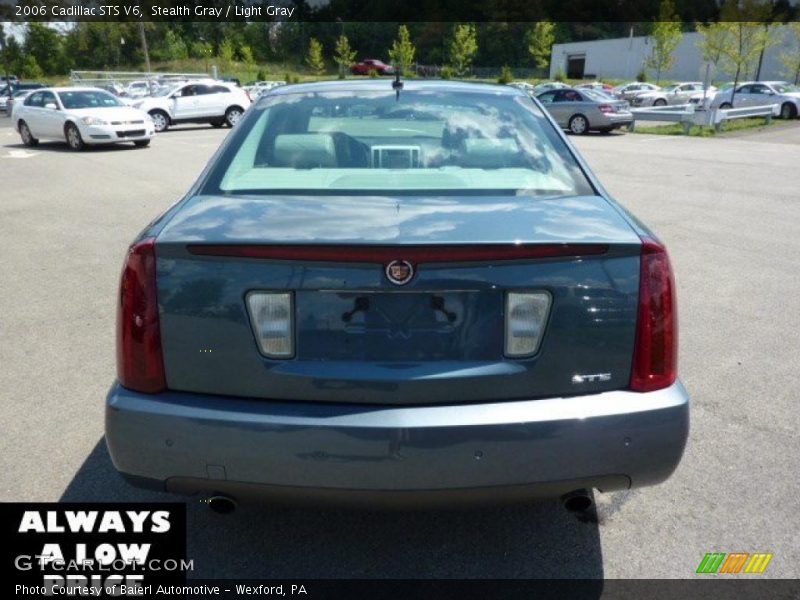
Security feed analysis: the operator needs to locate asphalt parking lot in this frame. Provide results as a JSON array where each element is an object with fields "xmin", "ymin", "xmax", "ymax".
[{"xmin": 1, "ymin": 117, "xmax": 798, "ymax": 579}]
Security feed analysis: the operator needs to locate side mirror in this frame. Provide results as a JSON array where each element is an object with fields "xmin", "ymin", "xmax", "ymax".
[{"xmin": 44, "ymin": 102, "xmax": 57, "ymax": 110}]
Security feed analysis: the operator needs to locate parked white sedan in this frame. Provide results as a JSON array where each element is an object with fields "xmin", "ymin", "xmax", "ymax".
[{"xmin": 14, "ymin": 87, "xmax": 155, "ymax": 150}]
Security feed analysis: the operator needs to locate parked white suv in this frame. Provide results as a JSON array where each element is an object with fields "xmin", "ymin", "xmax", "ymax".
[{"xmin": 132, "ymin": 80, "xmax": 251, "ymax": 132}]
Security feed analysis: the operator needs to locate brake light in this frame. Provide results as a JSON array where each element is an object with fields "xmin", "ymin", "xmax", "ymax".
[
  {"xmin": 598, "ymin": 104, "xmax": 614, "ymax": 113},
  {"xmin": 116, "ymin": 237, "xmax": 166, "ymax": 393},
  {"xmin": 630, "ymin": 236, "xmax": 677, "ymax": 392}
]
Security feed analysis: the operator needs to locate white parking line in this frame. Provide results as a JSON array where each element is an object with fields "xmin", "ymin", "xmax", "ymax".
[{"xmin": 3, "ymin": 149, "xmax": 38, "ymax": 159}]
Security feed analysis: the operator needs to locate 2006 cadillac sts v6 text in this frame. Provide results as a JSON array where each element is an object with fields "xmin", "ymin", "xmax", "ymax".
[{"xmin": 106, "ymin": 80, "xmax": 689, "ymax": 509}]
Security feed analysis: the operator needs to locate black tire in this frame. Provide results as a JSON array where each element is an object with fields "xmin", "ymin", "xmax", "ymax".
[
  {"xmin": 779, "ymin": 102, "xmax": 797, "ymax": 120},
  {"xmin": 133, "ymin": 139, "xmax": 151, "ymax": 148},
  {"xmin": 224, "ymin": 106, "xmax": 244, "ymax": 127},
  {"xmin": 149, "ymin": 110, "xmax": 169, "ymax": 132},
  {"xmin": 18, "ymin": 120, "xmax": 38, "ymax": 147},
  {"xmin": 211, "ymin": 120, "xmax": 225, "ymax": 128},
  {"xmin": 568, "ymin": 114, "xmax": 589, "ymax": 135},
  {"xmin": 64, "ymin": 122, "xmax": 85, "ymax": 151},
  {"xmin": 719, "ymin": 102, "xmax": 732, "ymax": 110},
  {"xmin": 598, "ymin": 127, "xmax": 613, "ymax": 134},
  {"xmin": 653, "ymin": 98, "xmax": 667, "ymax": 107}
]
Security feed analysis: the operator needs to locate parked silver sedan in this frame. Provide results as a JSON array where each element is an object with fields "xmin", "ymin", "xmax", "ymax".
[
  {"xmin": 710, "ymin": 81, "xmax": 800, "ymax": 119},
  {"xmin": 613, "ymin": 82, "xmax": 661, "ymax": 102},
  {"xmin": 536, "ymin": 87, "xmax": 633, "ymax": 134},
  {"xmin": 631, "ymin": 82, "xmax": 714, "ymax": 107}
]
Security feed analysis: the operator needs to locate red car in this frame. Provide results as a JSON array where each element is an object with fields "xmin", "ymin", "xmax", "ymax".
[{"xmin": 351, "ymin": 59, "xmax": 395, "ymax": 76}]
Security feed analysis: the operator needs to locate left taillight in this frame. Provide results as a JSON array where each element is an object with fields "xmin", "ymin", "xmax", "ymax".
[
  {"xmin": 630, "ymin": 236, "xmax": 677, "ymax": 392},
  {"xmin": 116, "ymin": 237, "xmax": 166, "ymax": 393},
  {"xmin": 598, "ymin": 104, "xmax": 614, "ymax": 113}
]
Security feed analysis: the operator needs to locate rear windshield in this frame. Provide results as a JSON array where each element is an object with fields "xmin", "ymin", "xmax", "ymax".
[{"xmin": 201, "ymin": 88, "xmax": 594, "ymax": 196}]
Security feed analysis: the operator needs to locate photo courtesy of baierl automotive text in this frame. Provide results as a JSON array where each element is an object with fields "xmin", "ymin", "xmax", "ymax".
[{"xmin": 1, "ymin": 0, "xmax": 799, "ymax": 597}]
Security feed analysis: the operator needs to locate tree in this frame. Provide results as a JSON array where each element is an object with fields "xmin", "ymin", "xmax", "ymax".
[
  {"xmin": 333, "ymin": 35, "xmax": 357, "ymax": 79},
  {"xmin": 448, "ymin": 24, "xmax": 478, "ymax": 77},
  {"xmin": 24, "ymin": 23, "xmax": 67, "ymax": 75},
  {"xmin": 696, "ymin": 22, "xmax": 729, "ymax": 68},
  {"xmin": 388, "ymin": 25, "xmax": 416, "ymax": 75},
  {"xmin": 645, "ymin": 0, "xmax": 682, "ymax": 84},
  {"xmin": 239, "ymin": 44, "xmax": 255, "ymax": 65},
  {"xmin": 305, "ymin": 37, "xmax": 325, "ymax": 75},
  {"xmin": 218, "ymin": 38, "xmax": 235, "ymax": 62},
  {"xmin": 527, "ymin": 21, "xmax": 555, "ymax": 71},
  {"xmin": 778, "ymin": 23, "xmax": 800, "ymax": 84},
  {"xmin": 20, "ymin": 54, "xmax": 44, "ymax": 79}
]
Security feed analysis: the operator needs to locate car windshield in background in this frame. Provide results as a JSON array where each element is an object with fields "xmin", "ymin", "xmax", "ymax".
[
  {"xmin": 582, "ymin": 89, "xmax": 616, "ymax": 102},
  {"xmin": 203, "ymin": 89, "xmax": 594, "ymax": 195},
  {"xmin": 58, "ymin": 90, "xmax": 122, "ymax": 109}
]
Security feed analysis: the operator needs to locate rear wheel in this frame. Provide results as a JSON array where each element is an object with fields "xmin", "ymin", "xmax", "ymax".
[
  {"xmin": 779, "ymin": 102, "xmax": 797, "ymax": 119},
  {"xmin": 719, "ymin": 102, "xmax": 732, "ymax": 110},
  {"xmin": 133, "ymin": 139, "xmax": 150, "ymax": 148},
  {"xmin": 211, "ymin": 120, "xmax": 225, "ymax": 128},
  {"xmin": 65, "ymin": 123, "xmax": 85, "ymax": 151},
  {"xmin": 149, "ymin": 110, "xmax": 169, "ymax": 132},
  {"xmin": 18, "ymin": 121, "xmax": 38, "ymax": 147},
  {"xmin": 568, "ymin": 114, "xmax": 589, "ymax": 135},
  {"xmin": 224, "ymin": 106, "xmax": 243, "ymax": 127},
  {"xmin": 653, "ymin": 98, "xmax": 667, "ymax": 107}
]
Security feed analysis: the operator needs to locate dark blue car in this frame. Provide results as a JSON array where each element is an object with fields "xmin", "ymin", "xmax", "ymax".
[{"xmin": 106, "ymin": 80, "xmax": 688, "ymax": 510}]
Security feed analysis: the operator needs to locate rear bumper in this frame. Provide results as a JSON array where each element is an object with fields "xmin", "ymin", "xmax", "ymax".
[{"xmin": 106, "ymin": 381, "xmax": 689, "ymax": 505}]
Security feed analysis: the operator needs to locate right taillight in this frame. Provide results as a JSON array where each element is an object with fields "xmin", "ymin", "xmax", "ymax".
[
  {"xmin": 630, "ymin": 236, "xmax": 677, "ymax": 392},
  {"xmin": 116, "ymin": 237, "xmax": 166, "ymax": 393}
]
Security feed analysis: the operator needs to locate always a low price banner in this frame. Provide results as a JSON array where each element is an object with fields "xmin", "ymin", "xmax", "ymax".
[{"xmin": 3, "ymin": 503, "xmax": 188, "ymax": 596}]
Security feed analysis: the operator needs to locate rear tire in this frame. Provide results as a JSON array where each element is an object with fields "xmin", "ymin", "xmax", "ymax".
[
  {"xmin": 149, "ymin": 110, "xmax": 169, "ymax": 132},
  {"xmin": 568, "ymin": 114, "xmax": 589, "ymax": 135},
  {"xmin": 18, "ymin": 121, "xmax": 38, "ymax": 147},
  {"xmin": 224, "ymin": 106, "xmax": 243, "ymax": 127},
  {"xmin": 654, "ymin": 98, "xmax": 667, "ymax": 107},
  {"xmin": 211, "ymin": 120, "xmax": 225, "ymax": 128},
  {"xmin": 133, "ymin": 139, "xmax": 150, "ymax": 148},
  {"xmin": 65, "ymin": 122, "xmax": 85, "ymax": 151},
  {"xmin": 779, "ymin": 102, "xmax": 797, "ymax": 120}
]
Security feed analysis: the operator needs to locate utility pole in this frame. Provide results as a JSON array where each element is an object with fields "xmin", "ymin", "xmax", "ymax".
[
  {"xmin": 139, "ymin": 22, "xmax": 151, "ymax": 74},
  {"xmin": 0, "ymin": 25, "xmax": 12, "ymax": 106}
]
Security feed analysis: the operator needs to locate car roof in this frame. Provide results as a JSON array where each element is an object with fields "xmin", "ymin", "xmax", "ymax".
[{"xmin": 267, "ymin": 79, "xmax": 524, "ymax": 97}]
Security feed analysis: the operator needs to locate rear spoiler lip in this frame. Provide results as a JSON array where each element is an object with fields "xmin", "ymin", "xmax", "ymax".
[{"xmin": 186, "ymin": 243, "xmax": 610, "ymax": 265}]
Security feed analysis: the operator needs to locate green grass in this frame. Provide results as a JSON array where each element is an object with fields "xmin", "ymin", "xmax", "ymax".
[{"xmin": 632, "ymin": 116, "xmax": 783, "ymax": 137}]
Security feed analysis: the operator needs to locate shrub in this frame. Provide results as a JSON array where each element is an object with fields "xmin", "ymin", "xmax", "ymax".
[
  {"xmin": 368, "ymin": 68, "xmax": 379, "ymax": 78},
  {"xmin": 498, "ymin": 65, "xmax": 514, "ymax": 84},
  {"xmin": 554, "ymin": 69, "xmax": 566, "ymax": 82},
  {"xmin": 440, "ymin": 65, "xmax": 454, "ymax": 80},
  {"xmin": 636, "ymin": 69, "xmax": 648, "ymax": 82}
]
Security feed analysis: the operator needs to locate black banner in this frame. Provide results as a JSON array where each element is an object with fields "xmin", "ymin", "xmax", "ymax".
[
  {"xmin": 3, "ymin": 503, "xmax": 187, "ymax": 597},
  {"xmin": 2, "ymin": 0, "xmax": 799, "ymax": 23}
]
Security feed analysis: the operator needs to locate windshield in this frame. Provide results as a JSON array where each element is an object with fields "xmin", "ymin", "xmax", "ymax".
[
  {"xmin": 582, "ymin": 89, "xmax": 616, "ymax": 102},
  {"xmin": 772, "ymin": 83, "xmax": 799, "ymax": 93},
  {"xmin": 201, "ymin": 89, "xmax": 594, "ymax": 196},
  {"xmin": 58, "ymin": 90, "xmax": 121, "ymax": 109},
  {"xmin": 153, "ymin": 85, "xmax": 180, "ymax": 97}
]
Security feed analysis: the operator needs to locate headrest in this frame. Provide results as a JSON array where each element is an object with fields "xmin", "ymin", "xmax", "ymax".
[
  {"xmin": 461, "ymin": 138, "xmax": 520, "ymax": 168},
  {"xmin": 273, "ymin": 134, "xmax": 337, "ymax": 168}
]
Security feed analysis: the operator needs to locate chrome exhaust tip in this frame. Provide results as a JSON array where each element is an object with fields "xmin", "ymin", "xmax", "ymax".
[{"xmin": 207, "ymin": 494, "xmax": 237, "ymax": 514}]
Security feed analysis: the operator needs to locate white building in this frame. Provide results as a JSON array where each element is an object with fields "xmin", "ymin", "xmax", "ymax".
[{"xmin": 549, "ymin": 27, "xmax": 799, "ymax": 83}]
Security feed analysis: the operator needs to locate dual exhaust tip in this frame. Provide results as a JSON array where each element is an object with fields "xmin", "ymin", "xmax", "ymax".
[{"xmin": 205, "ymin": 491, "xmax": 593, "ymax": 514}]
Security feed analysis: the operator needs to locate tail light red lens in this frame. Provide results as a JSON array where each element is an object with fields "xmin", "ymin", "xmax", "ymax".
[
  {"xmin": 116, "ymin": 237, "xmax": 166, "ymax": 393},
  {"xmin": 630, "ymin": 236, "xmax": 677, "ymax": 392},
  {"xmin": 598, "ymin": 104, "xmax": 614, "ymax": 113}
]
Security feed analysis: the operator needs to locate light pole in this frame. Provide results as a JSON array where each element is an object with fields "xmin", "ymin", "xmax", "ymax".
[{"xmin": 139, "ymin": 22, "xmax": 151, "ymax": 74}]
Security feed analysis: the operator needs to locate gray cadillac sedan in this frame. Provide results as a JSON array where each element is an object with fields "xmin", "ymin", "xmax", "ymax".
[
  {"xmin": 106, "ymin": 80, "xmax": 688, "ymax": 510},
  {"xmin": 536, "ymin": 87, "xmax": 633, "ymax": 134}
]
